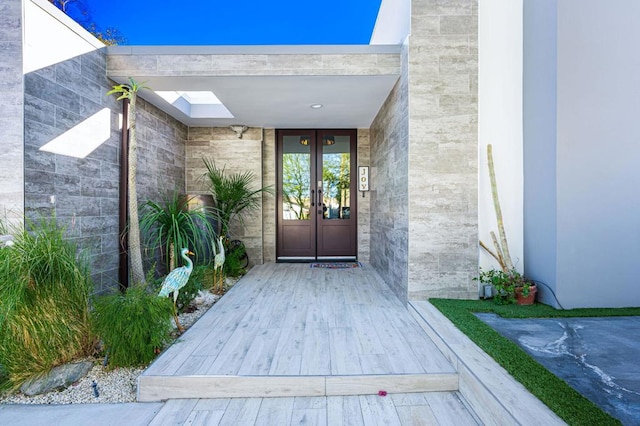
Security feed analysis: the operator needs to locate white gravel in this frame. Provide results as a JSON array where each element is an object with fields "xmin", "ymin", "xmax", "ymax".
[{"xmin": 0, "ymin": 288, "xmax": 226, "ymax": 405}]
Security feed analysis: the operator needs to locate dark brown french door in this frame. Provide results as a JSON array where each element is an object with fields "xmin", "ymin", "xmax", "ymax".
[{"xmin": 277, "ymin": 129, "xmax": 357, "ymax": 260}]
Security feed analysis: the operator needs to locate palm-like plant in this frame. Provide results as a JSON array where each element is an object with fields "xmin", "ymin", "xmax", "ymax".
[
  {"xmin": 107, "ymin": 78, "xmax": 149, "ymax": 285},
  {"xmin": 139, "ymin": 192, "xmax": 214, "ymax": 272},
  {"xmin": 202, "ymin": 158, "xmax": 273, "ymax": 238}
]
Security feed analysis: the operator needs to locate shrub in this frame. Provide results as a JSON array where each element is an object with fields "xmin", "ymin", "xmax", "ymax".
[
  {"xmin": 202, "ymin": 158, "xmax": 273, "ymax": 238},
  {"xmin": 192, "ymin": 264, "xmax": 218, "ymax": 293},
  {"xmin": 92, "ymin": 285, "xmax": 173, "ymax": 367},
  {"xmin": 139, "ymin": 192, "xmax": 214, "ymax": 273},
  {"xmin": 223, "ymin": 239, "xmax": 248, "ymax": 278},
  {"xmin": 176, "ymin": 266, "xmax": 204, "ymax": 312},
  {"xmin": 0, "ymin": 218, "xmax": 94, "ymax": 391},
  {"xmin": 475, "ymin": 268, "xmax": 531, "ymax": 305}
]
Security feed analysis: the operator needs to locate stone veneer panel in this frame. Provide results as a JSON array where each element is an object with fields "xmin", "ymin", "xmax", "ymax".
[
  {"xmin": 0, "ymin": 0, "xmax": 25, "ymax": 227},
  {"xmin": 23, "ymin": 51, "xmax": 186, "ymax": 293},
  {"xmin": 356, "ymin": 129, "xmax": 371, "ymax": 263},
  {"xmin": 262, "ymin": 129, "xmax": 276, "ymax": 263},
  {"xmin": 407, "ymin": 0, "xmax": 479, "ymax": 300},
  {"xmin": 23, "ymin": 47, "xmax": 120, "ymax": 293},
  {"xmin": 369, "ymin": 45, "xmax": 410, "ymax": 302},
  {"xmin": 135, "ymin": 98, "xmax": 187, "ymax": 203},
  {"xmin": 107, "ymin": 52, "xmax": 400, "ymax": 77},
  {"xmin": 186, "ymin": 127, "xmax": 264, "ymax": 265}
]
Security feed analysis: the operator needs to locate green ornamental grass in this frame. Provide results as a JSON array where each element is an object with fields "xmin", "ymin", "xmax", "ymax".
[
  {"xmin": 430, "ymin": 298, "xmax": 629, "ymax": 426},
  {"xmin": 0, "ymin": 218, "xmax": 94, "ymax": 391},
  {"xmin": 92, "ymin": 285, "xmax": 174, "ymax": 367}
]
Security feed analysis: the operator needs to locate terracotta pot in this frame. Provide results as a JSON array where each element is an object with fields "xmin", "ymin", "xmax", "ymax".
[{"xmin": 515, "ymin": 284, "xmax": 537, "ymax": 305}]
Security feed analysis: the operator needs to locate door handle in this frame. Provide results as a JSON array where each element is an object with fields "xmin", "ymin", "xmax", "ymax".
[
  {"xmin": 310, "ymin": 189, "xmax": 315, "ymax": 207},
  {"xmin": 318, "ymin": 189, "xmax": 323, "ymax": 215}
]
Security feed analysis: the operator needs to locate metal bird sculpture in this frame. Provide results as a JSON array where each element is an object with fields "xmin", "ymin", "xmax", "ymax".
[
  {"xmin": 212, "ymin": 236, "xmax": 226, "ymax": 294},
  {"xmin": 159, "ymin": 248, "xmax": 194, "ymax": 332}
]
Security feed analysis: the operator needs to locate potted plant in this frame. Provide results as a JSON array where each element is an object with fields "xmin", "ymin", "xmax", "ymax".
[
  {"xmin": 477, "ymin": 144, "xmax": 537, "ymax": 306},
  {"xmin": 476, "ymin": 268, "xmax": 537, "ymax": 305}
]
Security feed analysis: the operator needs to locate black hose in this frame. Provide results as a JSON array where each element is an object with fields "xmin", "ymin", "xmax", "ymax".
[{"xmin": 531, "ymin": 279, "xmax": 564, "ymax": 310}]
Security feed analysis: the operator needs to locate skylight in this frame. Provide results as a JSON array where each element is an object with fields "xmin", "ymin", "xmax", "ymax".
[{"xmin": 155, "ymin": 90, "xmax": 234, "ymax": 119}]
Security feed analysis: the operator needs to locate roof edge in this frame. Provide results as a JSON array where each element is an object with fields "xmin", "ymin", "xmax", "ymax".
[{"xmin": 106, "ymin": 44, "xmax": 402, "ymax": 56}]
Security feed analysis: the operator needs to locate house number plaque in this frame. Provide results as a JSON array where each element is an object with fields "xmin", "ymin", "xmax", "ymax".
[{"xmin": 358, "ymin": 166, "xmax": 369, "ymax": 196}]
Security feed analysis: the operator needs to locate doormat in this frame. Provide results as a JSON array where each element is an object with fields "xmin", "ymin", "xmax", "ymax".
[{"xmin": 310, "ymin": 262, "xmax": 362, "ymax": 269}]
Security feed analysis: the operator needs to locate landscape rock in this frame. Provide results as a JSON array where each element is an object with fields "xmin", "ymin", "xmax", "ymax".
[
  {"xmin": 20, "ymin": 361, "xmax": 93, "ymax": 396},
  {"xmin": 0, "ymin": 235, "xmax": 14, "ymax": 247}
]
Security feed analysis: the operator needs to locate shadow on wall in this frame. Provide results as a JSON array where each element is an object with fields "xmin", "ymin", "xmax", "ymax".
[{"xmin": 23, "ymin": 50, "xmax": 186, "ymax": 293}]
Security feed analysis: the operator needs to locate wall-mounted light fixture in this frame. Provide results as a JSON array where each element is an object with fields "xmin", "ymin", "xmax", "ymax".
[
  {"xmin": 230, "ymin": 125, "xmax": 248, "ymax": 138},
  {"xmin": 299, "ymin": 136, "xmax": 310, "ymax": 146},
  {"xmin": 323, "ymin": 136, "xmax": 335, "ymax": 146}
]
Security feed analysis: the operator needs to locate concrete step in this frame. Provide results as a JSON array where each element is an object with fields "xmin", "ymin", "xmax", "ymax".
[{"xmin": 137, "ymin": 372, "xmax": 458, "ymax": 402}]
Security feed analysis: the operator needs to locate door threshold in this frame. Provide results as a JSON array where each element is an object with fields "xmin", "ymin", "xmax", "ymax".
[
  {"xmin": 316, "ymin": 256, "xmax": 357, "ymax": 261},
  {"xmin": 277, "ymin": 256, "xmax": 357, "ymax": 263},
  {"xmin": 277, "ymin": 257, "xmax": 316, "ymax": 263}
]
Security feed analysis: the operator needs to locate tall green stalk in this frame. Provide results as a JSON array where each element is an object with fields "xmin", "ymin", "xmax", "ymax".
[
  {"xmin": 107, "ymin": 78, "xmax": 148, "ymax": 285},
  {"xmin": 482, "ymin": 144, "xmax": 515, "ymax": 272}
]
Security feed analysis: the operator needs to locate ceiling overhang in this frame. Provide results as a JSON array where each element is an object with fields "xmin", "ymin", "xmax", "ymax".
[{"xmin": 106, "ymin": 45, "xmax": 402, "ymax": 129}]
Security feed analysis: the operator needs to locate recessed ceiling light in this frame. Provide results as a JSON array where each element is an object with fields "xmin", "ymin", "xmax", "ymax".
[{"xmin": 310, "ymin": 104, "xmax": 323, "ymax": 109}]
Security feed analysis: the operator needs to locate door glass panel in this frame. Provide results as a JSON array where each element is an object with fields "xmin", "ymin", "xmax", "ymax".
[
  {"xmin": 322, "ymin": 135, "xmax": 350, "ymax": 220},
  {"xmin": 282, "ymin": 135, "xmax": 311, "ymax": 220}
]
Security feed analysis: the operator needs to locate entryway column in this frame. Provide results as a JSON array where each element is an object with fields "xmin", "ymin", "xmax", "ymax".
[
  {"xmin": 0, "ymin": 0, "xmax": 25, "ymax": 228},
  {"xmin": 406, "ymin": 0, "xmax": 479, "ymax": 299}
]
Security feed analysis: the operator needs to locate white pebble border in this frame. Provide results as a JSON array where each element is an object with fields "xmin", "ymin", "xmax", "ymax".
[{"xmin": 0, "ymin": 286, "xmax": 231, "ymax": 405}]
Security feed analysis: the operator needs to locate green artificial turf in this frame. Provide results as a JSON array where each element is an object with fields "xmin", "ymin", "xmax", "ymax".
[{"xmin": 429, "ymin": 298, "xmax": 632, "ymax": 426}]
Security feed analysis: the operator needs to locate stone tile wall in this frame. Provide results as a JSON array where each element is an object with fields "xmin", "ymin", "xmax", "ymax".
[
  {"xmin": 356, "ymin": 129, "xmax": 371, "ymax": 263},
  {"xmin": 23, "ymin": 48, "xmax": 120, "ymax": 293},
  {"xmin": 406, "ymin": 0, "xmax": 479, "ymax": 300},
  {"xmin": 23, "ymin": 49, "xmax": 186, "ymax": 293},
  {"xmin": 0, "ymin": 0, "xmax": 25, "ymax": 227},
  {"xmin": 186, "ymin": 127, "xmax": 264, "ymax": 265},
  {"xmin": 135, "ymin": 98, "xmax": 187, "ymax": 203},
  {"xmin": 135, "ymin": 97, "xmax": 187, "ymax": 277},
  {"xmin": 262, "ymin": 129, "xmax": 276, "ymax": 263},
  {"xmin": 107, "ymin": 50, "xmax": 401, "ymax": 78},
  {"xmin": 369, "ymin": 43, "xmax": 410, "ymax": 302},
  {"xmin": 368, "ymin": 0, "xmax": 479, "ymax": 302}
]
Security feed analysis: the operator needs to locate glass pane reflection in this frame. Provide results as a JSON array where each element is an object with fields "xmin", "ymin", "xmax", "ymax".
[
  {"xmin": 282, "ymin": 136, "xmax": 311, "ymax": 220},
  {"xmin": 322, "ymin": 135, "xmax": 350, "ymax": 220}
]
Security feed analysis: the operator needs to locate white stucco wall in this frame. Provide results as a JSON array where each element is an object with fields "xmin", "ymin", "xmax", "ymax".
[
  {"xmin": 369, "ymin": 0, "xmax": 410, "ymax": 45},
  {"xmin": 555, "ymin": 0, "xmax": 640, "ymax": 308},
  {"xmin": 523, "ymin": 0, "xmax": 558, "ymax": 306},
  {"xmin": 478, "ymin": 0, "xmax": 524, "ymax": 277}
]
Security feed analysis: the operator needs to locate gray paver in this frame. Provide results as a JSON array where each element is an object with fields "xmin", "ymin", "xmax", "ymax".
[
  {"xmin": 477, "ymin": 313, "xmax": 640, "ymax": 425},
  {"xmin": 0, "ymin": 402, "xmax": 163, "ymax": 426}
]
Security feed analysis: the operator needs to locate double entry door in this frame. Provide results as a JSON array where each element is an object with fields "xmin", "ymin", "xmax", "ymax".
[{"xmin": 277, "ymin": 129, "xmax": 357, "ymax": 260}]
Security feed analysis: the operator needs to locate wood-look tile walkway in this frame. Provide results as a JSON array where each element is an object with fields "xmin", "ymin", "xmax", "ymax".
[
  {"xmin": 139, "ymin": 263, "xmax": 457, "ymax": 402},
  {"xmin": 148, "ymin": 392, "xmax": 481, "ymax": 425}
]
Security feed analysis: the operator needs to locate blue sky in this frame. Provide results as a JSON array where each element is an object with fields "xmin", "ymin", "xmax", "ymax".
[{"xmin": 70, "ymin": 0, "xmax": 382, "ymax": 45}]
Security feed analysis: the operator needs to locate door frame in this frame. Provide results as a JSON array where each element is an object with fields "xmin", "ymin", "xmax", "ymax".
[{"xmin": 276, "ymin": 129, "xmax": 358, "ymax": 261}]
